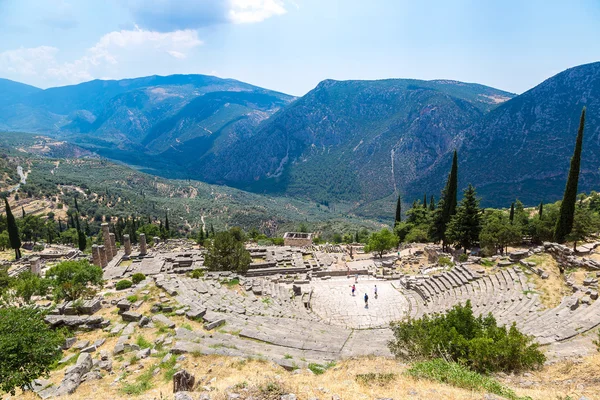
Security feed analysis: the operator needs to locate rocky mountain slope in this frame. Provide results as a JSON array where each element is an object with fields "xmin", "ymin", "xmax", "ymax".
[
  {"xmin": 1, "ymin": 63, "xmax": 599, "ymax": 220},
  {"xmin": 409, "ymin": 62, "xmax": 600, "ymax": 208},
  {"xmin": 0, "ymin": 74, "xmax": 294, "ymax": 165},
  {"xmin": 193, "ymin": 79, "xmax": 514, "ymax": 204}
]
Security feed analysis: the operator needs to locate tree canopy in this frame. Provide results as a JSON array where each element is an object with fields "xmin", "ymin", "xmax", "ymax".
[
  {"xmin": 0, "ymin": 306, "xmax": 64, "ymax": 396},
  {"xmin": 204, "ymin": 230, "xmax": 251, "ymax": 273},
  {"xmin": 365, "ymin": 228, "xmax": 399, "ymax": 258}
]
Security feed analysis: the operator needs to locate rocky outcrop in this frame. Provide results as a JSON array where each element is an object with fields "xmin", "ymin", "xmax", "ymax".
[{"xmin": 544, "ymin": 242, "xmax": 600, "ymax": 271}]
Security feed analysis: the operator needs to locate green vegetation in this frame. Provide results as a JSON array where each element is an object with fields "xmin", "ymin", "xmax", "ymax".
[
  {"xmin": 45, "ymin": 260, "xmax": 103, "ymax": 301},
  {"xmin": 0, "ymin": 306, "xmax": 64, "ymax": 396},
  {"xmin": 204, "ymin": 230, "xmax": 251, "ymax": 273},
  {"xmin": 364, "ymin": 228, "xmax": 398, "ymax": 258},
  {"xmin": 131, "ymin": 273, "xmax": 146, "ymax": 284},
  {"xmin": 307, "ymin": 361, "xmax": 336, "ymax": 375},
  {"xmin": 555, "ymin": 107, "xmax": 586, "ymax": 243},
  {"xmin": 126, "ymin": 295, "xmax": 138, "ymax": 303},
  {"xmin": 389, "ymin": 301, "xmax": 545, "ymax": 374},
  {"xmin": 431, "ymin": 150, "xmax": 458, "ymax": 250},
  {"xmin": 190, "ymin": 269, "xmax": 204, "ymax": 279},
  {"xmin": 116, "ymin": 280, "xmax": 133, "ymax": 291},
  {"xmin": 406, "ymin": 359, "xmax": 529, "ymax": 400},
  {"xmin": 446, "ymin": 184, "xmax": 482, "ymax": 252},
  {"xmin": 135, "ymin": 335, "xmax": 152, "ymax": 349},
  {"xmin": 4, "ymin": 197, "xmax": 22, "ymax": 259},
  {"xmin": 120, "ymin": 364, "xmax": 155, "ymax": 395}
]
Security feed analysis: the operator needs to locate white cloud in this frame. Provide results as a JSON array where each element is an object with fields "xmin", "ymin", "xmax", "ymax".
[
  {"xmin": 167, "ymin": 50, "xmax": 186, "ymax": 59},
  {"xmin": 0, "ymin": 28, "xmax": 202, "ymax": 86},
  {"xmin": 228, "ymin": 0, "xmax": 287, "ymax": 24}
]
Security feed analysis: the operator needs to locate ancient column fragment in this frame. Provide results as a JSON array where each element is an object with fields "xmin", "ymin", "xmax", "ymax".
[
  {"xmin": 101, "ymin": 223, "xmax": 113, "ymax": 260},
  {"xmin": 91, "ymin": 245, "xmax": 101, "ymax": 267},
  {"xmin": 139, "ymin": 233, "xmax": 147, "ymax": 256},
  {"xmin": 123, "ymin": 234, "xmax": 132, "ymax": 256},
  {"xmin": 109, "ymin": 233, "xmax": 117, "ymax": 257},
  {"xmin": 98, "ymin": 245, "xmax": 108, "ymax": 268}
]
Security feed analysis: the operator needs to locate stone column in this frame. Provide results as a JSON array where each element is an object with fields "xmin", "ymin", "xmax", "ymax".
[
  {"xmin": 101, "ymin": 223, "xmax": 113, "ymax": 260},
  {"xmin": 29, "ymin": 257, "xmax": 41, "ymax": 276},
  {"xmin": 123, "ymin": 234, "xmax": 131, "ymax": 256},
  {"xmin": 139, "ymin": 233, "xmax": 147, "ymax": 256},
  {"xmin": 91, "ymin": 245, "xmax": 101, "ymax": 267},
  {"xmin": 109, "ymin": 233, "xmax": 117, "ymax": 256},
  {"xmin": 98, "ymin": 245, "xmax": 108, "ymax": 268}
]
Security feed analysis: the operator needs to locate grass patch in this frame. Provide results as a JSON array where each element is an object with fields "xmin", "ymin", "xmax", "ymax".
[
  {"xmin": 120, "ymin": 364, "xmax": 156, "ymax": 395},
  {"xmin": 355, "ymin": 372, "xmax": 397, "ymax": 386},
  {"xmin": 208, "ymin": 343, "xmax": 238, "ymax": 350},
  {"xmin": 162, "ymin": 354, "xmax": 178, "ymax": 382},
  {"xmin": 406, "ymin": 359, "xmax": 530, "ymax": 400},
  {"xmin": 308, "ymin": 361, "xmax": 336, "ymax": 375},
  {"xmin": 181, "ymin": 323, "xmax": 193, "ymax": 331},
  {"xmin": 262, "ymin": 297, "xmax": 272, "ymax": 305},
  {"xmin": 284, "ymin": 354, "xmax": 293, "ymax": 359},
  {"xmin": 127, "ymin": 295, "xmax": 139, "ymax": 303},
  {"xmin": 136, "ymin": 335, "xmax": 152, "ymax": 349},
  {"xmin": 480, "ymin": 258, "xmax": 495, "ymax": 267},
  {"xmin": 220, "ymin": 277, "xmax": 240, "ymax": 288}
]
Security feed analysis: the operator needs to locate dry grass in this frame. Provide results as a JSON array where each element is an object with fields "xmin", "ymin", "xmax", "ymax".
[
  {"xmin": 10, "ymin": 351, "xmax": 600, "ymax": 400},
  {"xmin": 523, "ymin": 254, "xmax": 570, "ymax": 309}
]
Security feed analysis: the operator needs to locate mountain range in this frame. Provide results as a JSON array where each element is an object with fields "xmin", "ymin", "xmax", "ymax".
[{"xmin": 0, "ymin": 62, "xmax": 599, "ymax": 221}]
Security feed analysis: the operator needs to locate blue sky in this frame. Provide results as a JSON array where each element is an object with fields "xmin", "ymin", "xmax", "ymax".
[{"xmin": 0, "ymin": 0, "xmax": 598, "ymax": 96}]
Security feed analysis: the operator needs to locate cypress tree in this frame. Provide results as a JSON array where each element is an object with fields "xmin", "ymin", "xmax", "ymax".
[
  {"xmin": 538, "ymin": 201, "xmax": 544, "ymax": 218},
  {"xmin": 509, "ymin": 202, "xmax": 515, "ymax": 224},
  {"xmin": 430, "ymin": 150, "xmax": 458, "ymax": 249},
  {"xmin": 355, "ymin": 231, "xmax": 359, "ymax": 243},
  {"xmin": 394, "ymin": 194, "xmax": 402, "ymax": 226},
  {"xmin": 58, "ymin": 218, "xmax": 63, "ymax": 233},
  {"xmin": 4, "ymin": 198, "xmax": 22, "ymax": 259},
  {"xmin": 423, "ymin": 193, "xmax": 427, "ymax": 208},
  {"xmin": 74, "ymin": 197, "xmax": 79, "ymax": 212},
  {"xmin": 21, "ymin": 206, "xmax": 25, "ymax": 218},
  {"xmin": 429, "ymin": 195, "xmax": 435, "ymax": 211},
  {"xmin": 165, "ymin": 212, "xmax": 170, "ymax": 233},
  {"xmin": 555, "ymin": 107, "xmax": 586, "ymax": 243},
  {"xmin": 210, "ymin": 224, "xmax": 215, "ymax": 237}
]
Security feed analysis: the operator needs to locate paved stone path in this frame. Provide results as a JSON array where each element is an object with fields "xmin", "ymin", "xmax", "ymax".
[{"xmin": 310, "ymin": 277, "xmax": 410, "ymax": 329}]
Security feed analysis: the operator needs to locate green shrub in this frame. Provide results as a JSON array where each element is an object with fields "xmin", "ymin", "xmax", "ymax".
[
  {"xmin": 45, "ymin": 260, "xmax": 103, "ymax": 301},
  {"xmin": 0, "ymin": 307, "xmax": 65, "ymax": 396},
  {"xmin": 307, "ymin": 361, "xmax": 336, "ymax": 375},
  {"xmin": 438, "ymin": 256, "xmax": 453, "ymax": 267},
  {"xmin": 126, "ymin": 295, "xmax": 138, "ymax": 303},
  {"xmin": 388, "ymin": 301, "xmax": 545, "ymax": 373},
  {"xmin": 131, "ymin": 273, "xmax": 146, "ymax": 284},
  {"xmin": 406, "ymin": 359, "xmax": 530, "ymax": 400},
  {"xmin": 271, "ymin": 237, "xmax": 284, "ymax": 246},
  {"xmin": 190, "ymin": 269, "xmax": 204, "ymax": 279},
  {"xmin": 458, "ymin": 253, "xmax": 469, "ymax": 262},
  {"xmin": 116, "ymin": 280, "xmax": 133, "ymax": 290}
]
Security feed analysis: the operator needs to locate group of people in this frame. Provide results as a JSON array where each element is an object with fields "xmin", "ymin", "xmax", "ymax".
[{"xmin": 351, "ymin": 277, "xmax": 378, "ymax": 308}]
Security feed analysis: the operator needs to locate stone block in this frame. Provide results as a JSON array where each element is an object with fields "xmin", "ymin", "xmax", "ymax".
[{"xmin": 121, "ymin": 311, "xmax": 142, "ymax": 322}]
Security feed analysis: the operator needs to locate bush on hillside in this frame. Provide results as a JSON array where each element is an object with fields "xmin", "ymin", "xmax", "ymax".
[
  {"xmin": 388, "ymin": 301, "xmax": 545, "ymax": 373},
  {"xmin": 131, "ymin": 273, "xmax": 146, "ymax": 284},
  {"xmin": 45, "ymin": 260, "xmax": 103, "ymax": 301},
  {"xmin": 116, "ymin": 280, "xmax": 133, "ymax": 290},
  {"xmin": 0, "ymin": 307, "xmax": 64, "ymax": 396}
]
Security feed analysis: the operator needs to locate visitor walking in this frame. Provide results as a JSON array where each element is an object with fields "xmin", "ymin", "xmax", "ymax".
[
  {"xmin": 364, "ymin": 293, "xmax": 369, "ymax": 308},
  {"xmin": 374, "ymin": 285, "xmax": 378, "ymax": 299},
  {"xmin": 351, "ymin": 284, "xmax": 356, "ymax": 296}
]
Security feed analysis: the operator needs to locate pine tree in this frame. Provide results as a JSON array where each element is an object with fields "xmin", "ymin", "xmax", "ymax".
[
  {"xmin": 4, "ymin": 198, "xmax": 22, "ymax": 259},
  {"xmin": 538, "ymin": 201, "xmax": 544, "ymax": 218},
  {"xmin": 394, "ymin": 194, "xmax": 402, "ymax": 226},
  {"xmin": 429, "ymin": 195, "xmax": 435, "ymax": 211},
  {"xmin": 555, "ymin": 107, "xmax": 586, "ymax": 243},
  {"xmin": 446, "ymin": 184, "xmax": 482, "ymax": 252},
  {"xmin": 509, "ymin": 202, "xmax": 515, "ymax": 224},
  {"xmin": 430, "ymin": 150, "xmax": 458, "ymax": 249}
]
